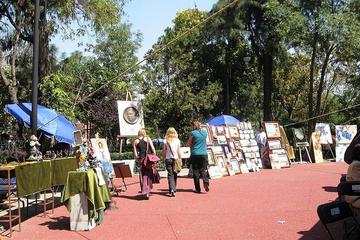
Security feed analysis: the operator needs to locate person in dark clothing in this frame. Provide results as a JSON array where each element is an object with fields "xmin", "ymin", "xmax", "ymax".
[{"xmin": 133, "ymin": 128, "xmax": 156, "ymax": 199}]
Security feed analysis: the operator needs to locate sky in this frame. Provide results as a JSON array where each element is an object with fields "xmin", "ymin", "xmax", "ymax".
[{"xmin": 52, "ymin": 0, "xmax": 218, "ymax": 60}]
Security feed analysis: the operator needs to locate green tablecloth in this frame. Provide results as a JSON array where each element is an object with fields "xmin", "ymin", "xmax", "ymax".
[
  {"xmin": 0, "ymin": 157, "xmax": 78, "ymax": 197},
  {"xmin": 15, "ymin": 161, "xmax": 52, "ymax": 197},
  {"xmin": 51, "ymin": 158, "xmax": 78, "ymax": 186},
  {"xmin": 61, "ymin": 169, "xmax": 111, "ymax": 219}
]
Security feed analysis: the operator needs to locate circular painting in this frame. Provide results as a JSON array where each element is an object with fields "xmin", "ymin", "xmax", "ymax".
[{"xmin": 123, "ymin": 106, "xmax": 139, "ymax": 124}]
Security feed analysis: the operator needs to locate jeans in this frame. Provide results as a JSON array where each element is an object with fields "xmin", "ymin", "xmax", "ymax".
[
  {"xmin": 190, "ymin": 155, "xmax": 209, "ymax": 192},
  {"xmin": 165, "ymin": 158, "xmax": 177, "ymax": 193}
]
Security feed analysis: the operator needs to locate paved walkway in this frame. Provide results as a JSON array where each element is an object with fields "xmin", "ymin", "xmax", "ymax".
[{"xmin": 7, "ymin": 162, "xmax": 347, "ymax": 240}]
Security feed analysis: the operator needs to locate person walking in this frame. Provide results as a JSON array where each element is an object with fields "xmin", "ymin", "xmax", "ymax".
[
  {"xmin": 133, "ymin": 128, "xmax": 156, "ymax": 199},
  {"xmin": 187, "ymin": 120, "xmax": 209, "ymax": 193},
  {"xmin": 162, "ymin": 127, "xmax": 182, "ymax": 197}
]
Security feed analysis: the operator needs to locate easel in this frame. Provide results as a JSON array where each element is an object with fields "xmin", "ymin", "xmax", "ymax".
[
  {"xmin": 112, "ymin": 163, "xmax": 132, "ymax": 196},
  {"xmin": 322, "ymin": 141, "xmax": 336, "ymax": 161},
  {"xmin": 296, "ymin": 143, "xmax": 312, "ymax": 163}
]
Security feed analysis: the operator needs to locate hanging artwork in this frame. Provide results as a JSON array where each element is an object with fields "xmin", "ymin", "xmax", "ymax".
[{"xmin": 117, "ymin": 101, "xmax": 144, "ymax": 137}]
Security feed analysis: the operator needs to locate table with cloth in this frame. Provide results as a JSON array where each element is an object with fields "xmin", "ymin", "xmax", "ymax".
[
  {"xmin": 0, "ymin": 157, "xmax": 78, "ymax": 197},
  {"xmin": 60, "ymin": 169, "xmax": 111, "ymax": 231}
]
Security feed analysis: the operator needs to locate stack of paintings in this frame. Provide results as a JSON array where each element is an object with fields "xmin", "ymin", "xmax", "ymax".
[{"xmin": 264, "ymin": 121, "xmax": 290, "ymax": 169}]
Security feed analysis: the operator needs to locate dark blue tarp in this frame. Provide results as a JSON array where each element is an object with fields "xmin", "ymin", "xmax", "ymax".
[
  {"xmin": 207, "ymin": 115, "xmax": 241, "ymax": 126},
  {"xmin": 4, "ymin": 103, "xmax": 75, "ymax": 145}
]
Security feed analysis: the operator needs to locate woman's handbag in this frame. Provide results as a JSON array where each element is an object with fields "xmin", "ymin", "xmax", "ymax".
[
  {"xmin": 152, "ymin": 168, "xmax": 161, "ymax": 184},
  {"xmin": 168, "ymin": 143, "xmax": 182, "ymax": 173},
  {"xmin": 143, "ymin": 139, "xmax": 160, "ymax": 168},
  {"xmin": 174, "ymin": 159, "xmax": 182, "ymax": 173}
]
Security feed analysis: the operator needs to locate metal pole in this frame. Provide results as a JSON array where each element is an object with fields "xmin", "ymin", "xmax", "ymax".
[{"xmin": 31, "ymin": 0, "xmax": 40, "ymax": 135}]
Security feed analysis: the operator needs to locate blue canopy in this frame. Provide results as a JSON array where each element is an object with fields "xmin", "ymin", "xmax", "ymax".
[
  {"xmin": 207, "ymin": 114, "xmax": 240, "ymax": 126},
  {"xmin": 4, "ymin": 103, "xmax": 75, "ymax": 144}
]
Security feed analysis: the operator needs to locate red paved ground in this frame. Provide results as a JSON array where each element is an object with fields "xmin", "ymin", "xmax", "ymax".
[{"xmin": 6, "ymin": 162, "xmax": 347, "ymax": 240}]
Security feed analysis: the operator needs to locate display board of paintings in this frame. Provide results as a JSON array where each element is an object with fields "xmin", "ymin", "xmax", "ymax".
[
  {"xmin": 238, "ymin": 122, "xmax": 262, "ymax": 171},
  {"xmin": 335, "ymin": 125, "xmax": 357, "ymax": 162},
  {"xmin": 264, "ymin": 121, "xmax": 290, "ymax": 169}
]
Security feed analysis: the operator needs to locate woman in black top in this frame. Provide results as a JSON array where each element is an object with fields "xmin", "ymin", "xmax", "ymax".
[{"xmin": 133, "ymin": 128, "xmax": 156, "ymax": 199}]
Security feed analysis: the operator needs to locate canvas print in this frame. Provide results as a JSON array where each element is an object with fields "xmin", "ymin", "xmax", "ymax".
[
  {"xmin": 264, "ymin": 121, "xmax": 281, "ymax": 139},
  {"xmin": 292, "ymin": 128, "xmax": 308, "ymax": 146},
  {"xmin": 217, "ymin": 135, "xmax": 227, "ymax": 145},
  {"xmin": 311, "ymin": 131, "xmax": 323, "ymax": 163},
  {"xmin": 230, "ymin": 159, "xmax": 241, "ymax": 174},
  {"xmin": 200, "ymin": 124, "xmax": 213, "ymax": 145},
  {"xmin": 268, "ymin": 139, "xmax": 282, "ymax": 150},
  {"xmin": 336, "ymin": 144, "xmax": 349, "ymax": 162},
  {"xmin": 91, "ymin": 138, "xmax": 115, "ymax": 177},
  {"xmin": 117, "ymin": 101, "xmax": 144, "ymax": 137},
  {"xmin": 335, "ymin": 125, "xmax": 357, "ymax": 144},
  {"xmin": 315, "ymin": 123, "xmax": 333, "ymax": 144},
  {"xmin": 207, "ymin": 149, "xmax": 216, "ymax": 166},
  {"xmin": 216, "ymin": 126, "xmax": 225, "ymax": 135},
  {"xmin": 229, "ymin": 126, "xmax": 240, "ymax": 139},
  {"xmin": 73, "ymin": 130, "xmax": 83, "ymax": 146},
  {"xmin": 215, "ymin": 154, "xmax": 228, "ymax": 176},
  {"xmin": 208, "ymin": 166, "xmax": 223, "ymax": 179}
]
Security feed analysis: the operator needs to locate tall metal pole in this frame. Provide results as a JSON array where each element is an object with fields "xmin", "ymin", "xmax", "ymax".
[{"xmin": 31, "ymin": 0, "xmax": 40, "ymax": 135}]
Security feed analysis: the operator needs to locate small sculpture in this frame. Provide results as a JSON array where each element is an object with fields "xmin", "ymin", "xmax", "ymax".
[{"xmin": 28, "ymin": 135, "xmax": 42, "ymax": 161}]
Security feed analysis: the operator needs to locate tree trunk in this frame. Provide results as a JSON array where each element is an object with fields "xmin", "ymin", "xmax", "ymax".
[
  {"xmin": 315, "ymin": 45, "xmax": 334, "ymax": 117},
  {"xmin": 263, "ymin": 53, "xmax": 273, "ymax": 121},
  {"xmin": 307, "ymin": 32, "xmax": 318, "ymax": 138}
]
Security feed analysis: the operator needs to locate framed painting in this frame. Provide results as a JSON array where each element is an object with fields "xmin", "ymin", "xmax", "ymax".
[
  {"xmin": 234, "ymin": 140, "xmax": 241, "ymax": 150},
  {"xmin": 211, "ymin": 126, "xmax": 218, "ymax": 139},
  {"xmin": 208, "ymin": 166, "xmax": 223, "ymax": 179},
  {"xmin": 264, "ymin": 121, "xmax": 281, "ymax": 139},
  {"xmin": 228, "ymin": 126, "xmax": 239, "ymax": 139},
  {"xmin": 335, "ymin": 125, "xmax": 357, "ymax": 144},
  {"xmin": 207, "ymin": 148, "xmax": 216, "ymax": 166},
  {"xmin": 73, "ymin": 130, "xmax": 83, "ymax": 146},
  {"xmin": 267, "ymin": 139, "xmax": 282, "ymax": 150},
  {"xmin": 217, "ymin": 135, "xmax": 227, "ymax": 145},
  {"xmin": 214, "ymin": 154, "xmax": 228, "ymax": 176},
  {"xmin": 230, "ymin": 159, "xmax": 241, "ymax": 174},
  {"xmin": 226, "ymin": 163, "xmax": 236, "ymax": 176},
  {"xmin": 224, "ymin": 126, "xmax": 231, "ymax": 139},
  {"xmin": 200, "ymin": 124, "xmax": 213, "ymax": 145},
  {"xmin": 216, "ymin": 126, "xmax": 225, "ymax": 136},
  {"xmin": 291, "ymin": 127, "xmax": 308, "ymax": 147},
  {"xmin": 315, "ymin": 123, "xmax": 333, "ymax": 144},
  {"xmin": 211, "ymin": 146, "xmax": 223, "ymax": 155}
]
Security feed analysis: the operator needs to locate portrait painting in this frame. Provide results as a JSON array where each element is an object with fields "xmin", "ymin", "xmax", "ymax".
[
  {"xmin": 91, "ymin": 138, "xmax": 115, "ymax": 176},
  {"xmin": 264, "ymin": 121, "xmax": 281, "ymax": 139},
  {"xmin": 117, "ymin": 100, "xmax": 144, "ymax": 137}
]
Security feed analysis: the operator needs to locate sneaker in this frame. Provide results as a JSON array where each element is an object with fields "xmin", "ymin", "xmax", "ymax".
[
  {"xmin": 204, "ymin": 182, "xmax": 209, "ymax": 192},
  {"xmin": 171, "ymin": 191, "xmax": 176, "ymax": 197},
  {"xmin": 145, "ymin": 193, "xmax": 149, "ymax": 200}
]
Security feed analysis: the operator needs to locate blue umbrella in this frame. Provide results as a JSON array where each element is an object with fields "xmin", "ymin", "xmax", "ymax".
[
  {"xmin": 207, "ymin": 114, "xmax": 240, "ymax": 126},
  {"xmin": 4, "ymin": 103, "xmax": 75, "ymax": 144}
]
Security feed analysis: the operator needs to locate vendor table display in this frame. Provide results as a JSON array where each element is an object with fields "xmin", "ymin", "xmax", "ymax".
[{"xmin": 61, "ymin": 169, "xmax": 111, "ymax": 231}]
